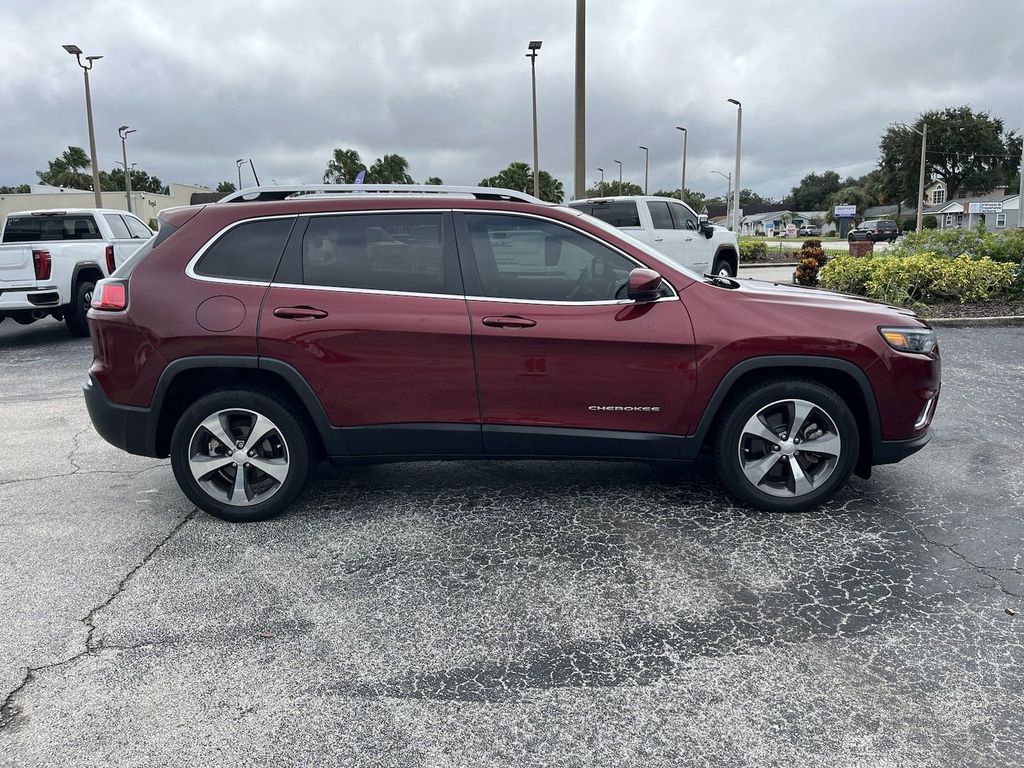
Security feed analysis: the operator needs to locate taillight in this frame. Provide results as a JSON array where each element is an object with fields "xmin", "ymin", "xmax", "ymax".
[
  {"xmin": 105, "ymin": 244, "xmax": 116, "ymax": 274},
  {"xmin": 91, "ymin": 278, "xmax": 128, "ymax": 311},
  {"xmin": 32, "ymin": 249, "xmax": 52, "ymax": 280}
]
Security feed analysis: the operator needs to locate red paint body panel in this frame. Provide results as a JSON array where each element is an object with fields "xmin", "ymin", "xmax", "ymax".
[
  {"xmin": 258, "ymin": 286, "xmax": 479, "ymax": 426},
  {"xmin": 467, "ymin": 298, "xmax": 696, "ymax": 433}
]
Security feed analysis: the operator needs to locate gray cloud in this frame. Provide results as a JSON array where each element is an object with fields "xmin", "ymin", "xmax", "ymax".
[{"xmin": 2, "ymin": 0, "xmax": 1022, "ymax": 200}]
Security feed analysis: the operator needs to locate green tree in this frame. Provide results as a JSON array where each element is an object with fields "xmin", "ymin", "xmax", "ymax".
[
  {"xmin": 216, "ymin": 181, "xmax": 237, "ymax": 194},
  {"xmin": 323, "ymin": 148, "xmax": 367, "ymax": 183},
  {"xmin": 823, "ymin": 185, "xmax": 874, "ymax": 223},
  {"xmin": 366, "ymin": 153, "xmax": 414, "ymax": 184},
  {"xmin": 739, "ymin": 188, "xmax": 773, "ymax": 207},
  {"xmin": 480, "ymin": 161, "xmax": 565, "ymax": 203},
  {"xmin": 878, "ymin": 106, "xmax": 1019, "ymax": 203},
  {"xmin": 425, "ymin": 176, "xmax": 443, "ymax": 185},
  {"xmin": 103, "ymin": 167, "xmax": 167, "ymax": 194},
  {"xmin": 37, "ymin": 146, "xmax": 92, "ymax": 189},
  {"xmin": 0, "ymin": 184, "xmax": 30, "ymax": 194},
  {"xmin": 584, "ymin": 179, "xmax": 642, "ymax": 197},
  {"xmin": 789, "ymin": 170, "xmax": 843, "ymax": 210}
]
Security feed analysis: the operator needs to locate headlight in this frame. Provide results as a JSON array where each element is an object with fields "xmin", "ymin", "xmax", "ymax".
[{"xmin": 879, "ymin": 326, "xmax": 937, "ymax": 356}]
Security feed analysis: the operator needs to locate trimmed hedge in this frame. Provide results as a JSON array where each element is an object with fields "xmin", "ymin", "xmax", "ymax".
[
  {"xmin": 820, "ymin": 253, "xmax": 1021, "ymax": 305},
  {"xmin": 739, "ymin": 239, "xmax": 769, "ymax": 262},
  {"xmin": 891, "ymin": 228, "xmax": 1024, "ymax": 264}
]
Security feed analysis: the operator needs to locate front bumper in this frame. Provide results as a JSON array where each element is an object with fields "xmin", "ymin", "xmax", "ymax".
[
  {"xmin": 873, "ymin": 429, "xmax": 931, "ymax": 465},
  {"xmin": 83, "ymin": 374, "xmax": 160, "ymax": 457}
]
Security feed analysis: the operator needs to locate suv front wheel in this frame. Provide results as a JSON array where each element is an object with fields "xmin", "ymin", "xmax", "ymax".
[
  {"xmin": 714, "ymin": 380, "xmax": 859, "ymax": 512},
  {"xmin": 170, "ymin": 388, "xmax": 313, "ymax": 522}
]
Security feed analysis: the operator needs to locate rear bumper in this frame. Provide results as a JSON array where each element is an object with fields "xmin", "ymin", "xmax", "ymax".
[
  {"xmin": 873, "ymin": 429, "xmax": 931, "ymax": 465},
  {"xmin": 0, "ymin": 286, "xmax": 62, "ymax": 312},
  {"xmin": 83, "ymin": 374, "xmax": 159, "ymax": 457}
]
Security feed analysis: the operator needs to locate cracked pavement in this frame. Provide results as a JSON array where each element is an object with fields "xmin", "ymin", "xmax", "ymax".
[{"xmin": 0, "ymin": 318, "xmax": 1021, "ymax": 767}]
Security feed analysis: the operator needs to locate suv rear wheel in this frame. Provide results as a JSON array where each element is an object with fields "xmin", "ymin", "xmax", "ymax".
[
  {"xmin": 714, "ymin": 380, "xmax": 858, "ymax": 512},
  {"xmin": 170, "ymin": 388, "xmax": 313, "ymax": 522}
]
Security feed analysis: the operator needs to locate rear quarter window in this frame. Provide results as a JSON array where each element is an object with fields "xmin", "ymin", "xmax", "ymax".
[{"xmin": 192, "ymin": 217, "xmax": 295, "ymax": 282}]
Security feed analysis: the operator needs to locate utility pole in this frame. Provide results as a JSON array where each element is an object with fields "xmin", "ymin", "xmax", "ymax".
[
  {"xmin": 527, "ymin": 41, "xmax": 543, "ymax": 199},
  {"xmin": 63, "ymin": 45, "xmax": 103, "ymax": 207},
  {"xmin": 728, "ymin": 99, "xmax": 742, "ymax": 233},
  {"xmin": 638, "ymin": 146, "xmax": 649, "ymax": 194},
  {"xmin": 915, "ymin": 123, "xmax": 928, "ymax": 232},
  {"xmin": 573, "ymin": 0, "xmax": 586, "ymax": 200}
]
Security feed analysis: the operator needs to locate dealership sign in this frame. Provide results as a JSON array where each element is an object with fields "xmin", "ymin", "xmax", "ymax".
[
  {"xmin": 968, "ymin": 201, "xmax": 1003, "ymax": 213},
  {"xmin": 834, "ymin": 204, "xmax": 857, "ymax": 217}
]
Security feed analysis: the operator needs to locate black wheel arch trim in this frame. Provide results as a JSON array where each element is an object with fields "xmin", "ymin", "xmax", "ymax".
[
  {"xmin": 71, "ymin": 261, "xmax": 104, "ymax": 292},
  {"xmin": 684, "ymin": 355, "xmax": 882, "ymax": 462},
  {"xmin": 713, "ymin": 244, "xmax": 738, "ymax": 265}
]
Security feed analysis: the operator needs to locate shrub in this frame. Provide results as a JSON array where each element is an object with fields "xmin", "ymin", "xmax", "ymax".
[
  {"xmin": 802, "ymin": 239, "xmax": 822, "ymax": 250},
  {"xmin": 739, "ymin": 239, "xmax": 769, "ymax": 262},
  {"xmin": 901, "ymin": 217, "xmax": 916, "ymax": 233},
  {"xmin": 922, "ymin": 216, "xmax": 938, "ymax": 229},
  {"xmin": 820, "ymin": 253, "xmax": 1018, "ymax": 305},
  {"xmin": 794, "ymin": 257, "xmax": 819, "ymax": 286},
  {"xmin": 891, "ymin": 227, "xmax": 1024, "ymax": 264}
]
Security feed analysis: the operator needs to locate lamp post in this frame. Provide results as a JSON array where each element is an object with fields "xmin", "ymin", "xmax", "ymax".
[
  {"xmin": 118, "ymin": 126, "xmax": 136, "ymax": 212},
  {"xmin": 236, "ymin": 159, "xmax": 246, "ymax": 188},
  {"xmin": 675, "ymin": 126, "xmax": 687, "ymax": 202},
  {"xmin": 573, "ymin": 0, "xmax": 586, "ymax": 200},
  {"xmin": 614, "ymin": 160, "xmax": 622, "ymax": 195},
  {"xmin": 527, "ymin": 40, "xmax": 543, "ymax": 199},
  {"xmin": 638, "ymin": 146, "xmax": 649, "ymax": 194},
  {"xmin": 727, "ymin": 98, "xmax": 742, "ymax": 233},
  {"xmin": 597, "ymin": 167, "xmax": 604, "ymax": 196},
  {"xmin": 711, "ymin": 170, "xmax": 732, "ymax": 229},
  {"xmin": 63, "ymin": 44, "xmax": 103, "ymax": 207}
]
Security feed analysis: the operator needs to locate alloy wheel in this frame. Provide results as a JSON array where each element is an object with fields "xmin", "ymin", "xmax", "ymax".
[
  {"xmin": 187, "ymin": 408, "xmax": 290, "ymax": 506},
  {"xmin": 737, "ymin": 398, "xmax": 842, "ymax": 498}
]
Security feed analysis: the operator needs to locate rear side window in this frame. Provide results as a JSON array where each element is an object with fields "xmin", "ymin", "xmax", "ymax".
[
  {"xmin": 301, "ymin": 213, "xmax": 448, "ymax": 294},
  {"xmin": 646, "ymin": 200, "xmax": 674, "ymax": 229},
  {"xmin": 193, "ymin": 218, "xmax": 294, "ymax": 282},
  {"xmin": 124, "ymin": 216, "xmax": 153, "ymax": 239},
  {"xmin": 112, "ymin": 220, "xmax": 180, "ymax": 278},
  {"xmin": 103, "ymin": 214, "xmax": 132, "ymax": 239},
  {"xmin": 2, "ymin": 214, "xmax": 101, "ymax": 242},
  {"xmin": 567, "ymin": 201, "xmax": 641, "ymax": 228}
]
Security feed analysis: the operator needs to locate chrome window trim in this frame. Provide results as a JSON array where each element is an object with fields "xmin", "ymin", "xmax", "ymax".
[
  {"xmin": 185, "ymin": 214, "xmax": 298, "ymax": 286},
  {"xmin": 269, "ymin": 281, "xmax": 465, "ymax": 301}
]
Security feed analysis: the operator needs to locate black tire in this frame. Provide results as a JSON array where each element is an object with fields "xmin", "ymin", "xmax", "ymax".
[
  {"xmin": 170, "ymin": 388, "xmax": 314, "ymax": 522},
  {"xmin": 714, "ymin": 379, "xmax": 859, "ymax": 513},
  {"xmin": 64, "ymin": 280, "xmax": 94, "ymax": 337},
  {"xmin": 712, "ymin": 257, "xmax": 736, "ymax": 277}
]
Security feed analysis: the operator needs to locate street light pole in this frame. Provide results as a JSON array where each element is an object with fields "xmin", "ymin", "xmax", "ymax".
[
  {"xmin": 118, "ymin": 126, "xmax": 136, "ymax": 213},
  {"xmin": 675, "ymin": 126, "xmax": 687, "ymax": 202},
  {"xmin": 236, "ymin": 159, "xmax": 245, "ymax": 188},
  {"xmin": 638, "ymin": 146, "xmax": 649, "ymax": 194},
  {"xmin": 63, "ymin": 45, "xmax": 103, "ymax": 207},
  {"xmin": 573, "ymin": 0, "xmax": 586, "ymax": 200},
  {"xmin": 597, "ymin": 167, "xmax": 604, "ymax": 196},
  {"xmin": 711, "ymin": 170, "xmax": 731, "ymax": 228},
  {"xmin": 728, "ymin": 99, "xmax": 742, "ymax": 233},
  {"xmin": 527, "ymin": 41, "xmax": 543, "ymax": 199},
  {"xmin": 614, "ymin": 160, "xmax": 622, "ymax": 195}
]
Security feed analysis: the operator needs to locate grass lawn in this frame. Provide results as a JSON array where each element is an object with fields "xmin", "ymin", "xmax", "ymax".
[{"xmin": 740, "ymin": 236, "xmax": 843, "ymax": 243}]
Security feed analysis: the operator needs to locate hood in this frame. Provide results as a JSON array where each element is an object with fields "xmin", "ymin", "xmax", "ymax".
[{"xmin": 729, "ymin": 277, "xmax": 922, "ymax": 322}]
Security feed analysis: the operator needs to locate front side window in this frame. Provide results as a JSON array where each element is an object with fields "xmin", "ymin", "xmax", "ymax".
[
  {"xmin": 464, "ymin": 213, "xmax": 647, "ymax": 302},
  {"xmin": 646, "ymin": 200, "xmax": 674, "ymax": 230},
  {"xmin": 567, "ymin": 201, "xmax": 641, "ymax": 228},
  {"xmin": 193, "ymin": 218, "xmax": 294, "ymax": 281},
  {"xmin": 668, "ymin": 202, "xmax": 698, "ymax": 230},
  {"xmin": 302, "ymin": 213, "xmax": 447, "ymax": 294}
]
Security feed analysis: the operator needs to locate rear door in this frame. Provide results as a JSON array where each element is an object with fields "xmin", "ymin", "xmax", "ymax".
[
  {"xmin": 455, "ymin": 211, "xmax": 697, "ymax": 459},
  {"xmin": 258, "ymin": 210, "xmax": 481, "ymax": 456}
]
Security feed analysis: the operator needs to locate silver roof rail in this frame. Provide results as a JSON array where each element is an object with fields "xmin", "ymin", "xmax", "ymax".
[{"xmin": 217, "ymin": 184, "xmax": 545, "ymax": 205}]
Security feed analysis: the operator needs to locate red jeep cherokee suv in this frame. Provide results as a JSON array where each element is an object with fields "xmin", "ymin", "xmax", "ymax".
[{"xmin": 84, "ymin": 185, "xmax": 940, "ymax": 522}]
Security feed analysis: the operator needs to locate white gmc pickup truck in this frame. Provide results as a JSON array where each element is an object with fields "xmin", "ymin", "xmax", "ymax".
[
  {"xmin": 0, "ymin": 208, "xmax": 152, "ymax": 335},
  {"xmin": 567, "ymin": 195, "xmax": 740, "ymax": 277}
]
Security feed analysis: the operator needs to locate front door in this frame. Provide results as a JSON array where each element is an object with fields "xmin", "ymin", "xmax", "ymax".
[
  {"xmin": 666, "ymin": 200, "xmax": 710, "ymax": 273},
  {"xmin": 259, "ymin": 210, "xmax": 481, "ymax": 456},
  {"xmin": 644, "ymin": 199, "xmax": 688, "ymax": 268},
  {"xmin": 455, "ymin": 211, "xmax": 697, "ymax": 459}
]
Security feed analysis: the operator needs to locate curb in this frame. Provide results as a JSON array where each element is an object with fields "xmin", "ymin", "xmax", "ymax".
[
  {"xmin": 925, "ymin": 315, "xmax": 1024, "ymax": 328},
  {"xmin": 738, "ymin": 262, "xmax": 799, "ymax": 269}
]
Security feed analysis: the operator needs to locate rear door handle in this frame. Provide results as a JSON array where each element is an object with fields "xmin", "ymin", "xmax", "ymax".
[
  {"xmin": 274, "ymin": 306, "xmax": 328, "ymax": 320},
  {"xmin": 653, "ymin": 236, "xmax": 664, "ymax": 242},
  {"xmin": 482, "ymin": 315, "xmax": 536, "ymax": 329}
]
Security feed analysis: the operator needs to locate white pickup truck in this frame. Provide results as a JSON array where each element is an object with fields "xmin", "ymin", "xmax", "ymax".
[
  {"xmin": 567, "ymin": 195, "xmax": 740, "ymax": 277},
  {"xmin": 0, "ymin": 208, "xmax": 152, "ymax": 336}
]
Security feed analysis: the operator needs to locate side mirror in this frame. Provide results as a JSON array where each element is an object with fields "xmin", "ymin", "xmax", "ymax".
[
  {"xmin": 627, "ymin": 267, "xmax": 663, "ymax": 301},
  {"xmin": 698, "ymin": 214, "xmax": 714, "ymax": 238}
]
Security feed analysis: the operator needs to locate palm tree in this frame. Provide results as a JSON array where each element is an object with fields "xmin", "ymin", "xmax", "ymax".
[
  {"xmin": 323, "ymin": 148, "xmax": 366, "ymax": 183},
  {"xmin": 367, "ymin": 154, "xmax": 414, "ymax": 184}
]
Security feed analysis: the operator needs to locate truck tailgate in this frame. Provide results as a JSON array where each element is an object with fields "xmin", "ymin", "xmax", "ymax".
[{"xmin": 0, "ymin": 244, "xmax": 37, "ymax": 287}]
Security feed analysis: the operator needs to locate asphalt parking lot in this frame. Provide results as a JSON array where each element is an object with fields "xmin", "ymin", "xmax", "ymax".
[{"xmin": 0, "ymin": 317, "xmax": 1022, "ymax": 767}]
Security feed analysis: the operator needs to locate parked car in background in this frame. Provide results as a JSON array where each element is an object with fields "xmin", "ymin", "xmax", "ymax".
[
  {"xmin": 798, "ymin": 223, "xmax": 822, "ymax": 237},
  {"xmin": 0, "ymin": 208, "xmax": 152, "ymax": 335},
  {"xmin": 567, "ymin": 195, "xmax": 740, "ymax": 276},
  {"xmin": 848, "ymin": 220, "xmax": 899, "ymax": 243},
  {"xmin": 84, "ymin": 184, "xmax": 940, "ymax": 522}
]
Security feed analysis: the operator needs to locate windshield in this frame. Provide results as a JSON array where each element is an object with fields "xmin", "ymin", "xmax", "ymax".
[{"xmin": 555, "ymin": 206, "xmax": 703, "ymax": 281}]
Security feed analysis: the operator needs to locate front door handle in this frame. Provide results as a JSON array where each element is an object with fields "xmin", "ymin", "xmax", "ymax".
[
  {"xmin": 654, "ymin": 236, "xmax": 664, "ymax": 242},
  {"xmin": 482, "ymin": 315, "xmax": 536, "ymax": 329},
  {"xmin": 274, "ymin": 306, "xmax": 328, "ymax": 320}
]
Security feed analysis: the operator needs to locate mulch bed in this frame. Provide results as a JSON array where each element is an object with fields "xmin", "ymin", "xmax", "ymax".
[
  {"xmin": 740, "ymin": 251, "xmax": 800, "ymax": 265},
  {"xmin": 917, "ymin": 301, "xmax": 1024, "ymax": 318}
]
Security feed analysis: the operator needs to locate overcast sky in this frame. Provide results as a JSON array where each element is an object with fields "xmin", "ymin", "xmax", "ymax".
[{"xmin": 2, "ymin": 0, "xmax": 1022, "ymax": 200}]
